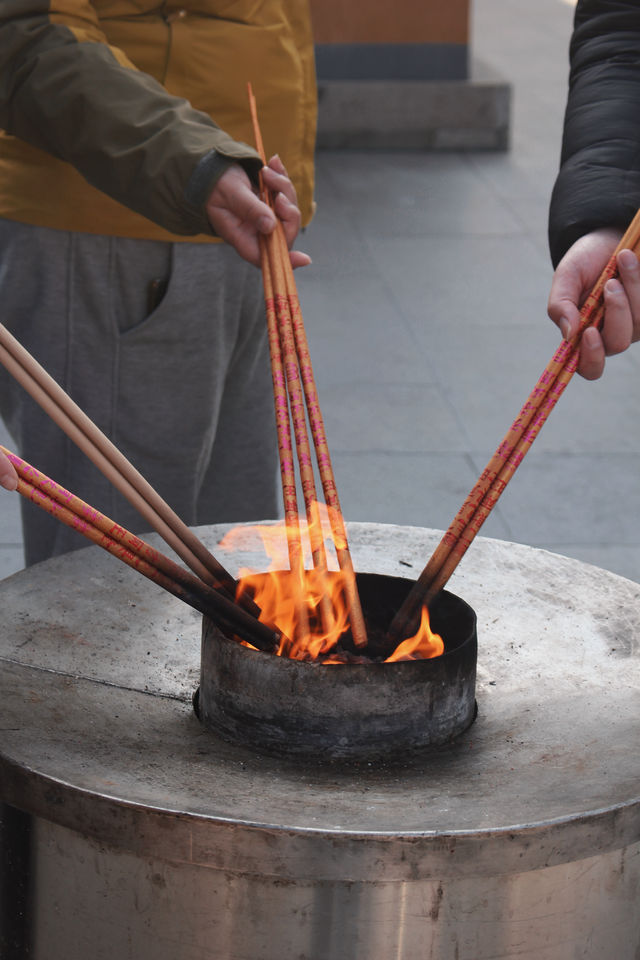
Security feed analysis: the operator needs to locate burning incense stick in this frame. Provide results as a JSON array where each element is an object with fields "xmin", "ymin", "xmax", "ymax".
[
  {"xmin": 388, "ymin": 207, "xmax": 640, "ymax": 642},
  {"xmin": 247, "ymin": 84, "xmax": 318, "ymax": 640},
  {"xmin": 3, "ymin": 446, "xmax": 280, "ymax": 651},
  {"xmin": 260, "ymin": 238, "xmax": 312, "ymax": 643},
  {"xmin": 248, "ymin": 83, "xmax": 367, "ymax": 648},
  {"xmin": 274, "ymin": 224, "xmax": 366, "ymax": 648},
  {"xmin": 0, "ymin": 323, "xmax": 259, "ymax": 613},
  {"xmin": 269, "ymin": 249, "xmax": 335, "ymax": 637}
]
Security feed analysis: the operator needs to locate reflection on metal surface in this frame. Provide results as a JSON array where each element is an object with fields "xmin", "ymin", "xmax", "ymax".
[{"xmin": 6, "ymin": 815, "xmax": 639, "ymax": 960}]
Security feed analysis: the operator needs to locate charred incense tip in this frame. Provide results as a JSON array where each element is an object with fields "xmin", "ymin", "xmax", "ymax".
[{"xmin": 257, "ymin": 623, "xmax": 287, "ymax": 654}]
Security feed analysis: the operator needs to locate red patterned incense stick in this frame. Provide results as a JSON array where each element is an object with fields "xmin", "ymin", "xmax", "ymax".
[
  {"xmin": 248, "ymin": 83, "xmax": 367, "ymax": 647},
  {"xmin": 259, "ymin": 235, "xmax": 311, "ymax": 643},
  {"xmin": 274, "ymin": 225, "xmax": 367, "ymax": 647},
  {"xmin": 0, "ymin": 323, "xmax": 245, "ymax": 603},
  {"xmin": 3, "ymin": 447, "xmax": 281, "ymax": 651},
  {"xmin": 389, "ymin": 207, "xmax": 640, "ymax": 642}
]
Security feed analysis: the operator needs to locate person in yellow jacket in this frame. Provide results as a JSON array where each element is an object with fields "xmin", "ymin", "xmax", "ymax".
[{"xmin": 0, "ymin": 0, "xmax": 317, "ymax": 565}]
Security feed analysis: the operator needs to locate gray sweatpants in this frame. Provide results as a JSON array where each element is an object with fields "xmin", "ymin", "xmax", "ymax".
[{"xmin": 0, "ymin": 220, "xmax": 279, "ymax": 566}]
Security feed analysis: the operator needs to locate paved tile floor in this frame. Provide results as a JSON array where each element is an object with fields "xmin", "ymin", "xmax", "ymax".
[{"xmin": 2, "ymin": 0, "xmax": 639, "ymax": 587}]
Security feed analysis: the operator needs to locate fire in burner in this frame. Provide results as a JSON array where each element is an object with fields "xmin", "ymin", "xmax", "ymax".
[
  {"xmin": 219, "ymin": 515, "xmax": 444, "ymax": 664},
  {"xmin": 237, "ymin": 569, "xmax": 444, "ymax": 664}
]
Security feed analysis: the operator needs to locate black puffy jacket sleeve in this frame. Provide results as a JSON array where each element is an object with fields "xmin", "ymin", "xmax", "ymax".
[{"xmin": 548, "ymin": 0, "xmax": 640, "ymax": 266}]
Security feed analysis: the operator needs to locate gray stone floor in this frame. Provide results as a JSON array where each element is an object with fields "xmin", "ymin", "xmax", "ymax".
[{"xmin": 2, "ymin": 0, "xmax": 639, "ymax": 587}]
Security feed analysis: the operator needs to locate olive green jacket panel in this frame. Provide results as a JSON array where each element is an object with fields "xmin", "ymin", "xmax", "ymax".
[{"xmin": 0, "ymin": 0, "xmax": 317, "ymax": 240}]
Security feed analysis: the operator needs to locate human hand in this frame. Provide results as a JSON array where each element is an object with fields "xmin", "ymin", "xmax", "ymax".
[
  {"xmin": 547, "ymin": 228, "xmax": 640, "ymax": 379},
  {"xmin": 205, "ymin": 155, "xmax": 311, "ymax": 269},
  {"xmin": 0, "ymin": 448, "xmax": 18, "ymax": 491}
]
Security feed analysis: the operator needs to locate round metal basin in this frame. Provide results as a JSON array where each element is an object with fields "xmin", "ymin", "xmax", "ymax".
[{"xmin": 197, "ymin": 572, "xmax": 477, "ymax": 760}]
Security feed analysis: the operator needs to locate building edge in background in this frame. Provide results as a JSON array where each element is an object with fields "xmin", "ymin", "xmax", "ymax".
[{"xmin": 310, "ymin": 0, "xmax": 511, "ymax": 151}]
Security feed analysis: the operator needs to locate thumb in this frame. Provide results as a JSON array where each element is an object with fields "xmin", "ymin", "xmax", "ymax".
[
  {"xmin": 548, "ymin": 262, "xmax": 585, "ymax": 340},
  {"xmin": 0, "ymin": 457, "xmax": 17, "ymax": 491}
]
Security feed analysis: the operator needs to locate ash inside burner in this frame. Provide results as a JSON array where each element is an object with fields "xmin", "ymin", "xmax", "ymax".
[
  {"xmin": 320, "ymin": 631, "xmax": 390, "ymax": 663},
  {"xmin": 303, "ymin": 623, "xmax": 415, "ymax": 663},
  {"xmin": 320, "ymin": 572, "xmax": 461, "ymax": 662}
]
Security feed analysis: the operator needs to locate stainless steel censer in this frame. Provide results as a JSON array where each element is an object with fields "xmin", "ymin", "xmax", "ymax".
[{"xmin": 1, "ymin": 522, "xmax": 639, "ymax": 960}]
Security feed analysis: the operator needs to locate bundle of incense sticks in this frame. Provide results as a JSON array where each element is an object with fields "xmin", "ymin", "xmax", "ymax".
[
  {"xmin": 248, "ymin": 84, "xmax": 367, "ymax": 648},
  {"xmin": 0, "ymin": 321, "xmax": 259, "ymax": 614},
  {"xmin": 388, "ymin": 207, "xmax": 640, "ymax": 643},
  {"xmin": 3, "ymin": 446, "xmax": 281, "ymax": 652}
]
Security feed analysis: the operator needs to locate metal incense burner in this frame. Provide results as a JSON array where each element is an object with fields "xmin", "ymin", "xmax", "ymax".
[
  {"xmin": 1, "ymin": 522, "xmax": 639, "ymax": 960},
  {"xmin": 197, "ymin": 572, "xmax": 477, "ymax": 760}
]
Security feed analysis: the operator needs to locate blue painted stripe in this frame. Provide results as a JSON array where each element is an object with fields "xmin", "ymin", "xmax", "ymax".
[{"xmin": 315, "ymin": 43, "xmax": 468, "ymax": 82}]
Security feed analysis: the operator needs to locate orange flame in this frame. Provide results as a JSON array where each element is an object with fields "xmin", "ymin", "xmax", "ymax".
[
  {"xmin": 385, "ymin": 603, "xmax": 444, "ymax": 661},
  {"xmin": 219, "ymin": 507, "xmax": 443, "ymax": 664}
]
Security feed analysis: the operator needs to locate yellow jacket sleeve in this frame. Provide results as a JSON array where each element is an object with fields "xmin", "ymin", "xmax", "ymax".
[{"xmin": 0, "ymin": 0, "xmax": 263, "ymax": 235}]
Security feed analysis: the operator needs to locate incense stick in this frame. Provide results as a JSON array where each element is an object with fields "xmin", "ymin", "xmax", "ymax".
[
  {"xmin": 248, "ymin": 83, "xmax": 315, "ymax": 641},
  {"xmin": 268, "ymin": 244, "xmax": 334, "ymax": 636},
  {"xmin": 248, "ymin": 83, "xmax": 367, "ymax": 647},
  {"xmin": 259, "ymin": 235, "xmax": 312, "ymax": 644},
  {"xmin": 3, "ymin": 447, "xmax": 280, "ymax": 651},
  {"xmin": 274, "ymin": 224, "xmax": 367, "ymax": 647},
  {"xmin": 0, "ymin": 323, "xmax": 259, "ymax": 614},
  {"xmin": 388, "ymin": 208, "xmax": 640, "ymax": 642}
]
